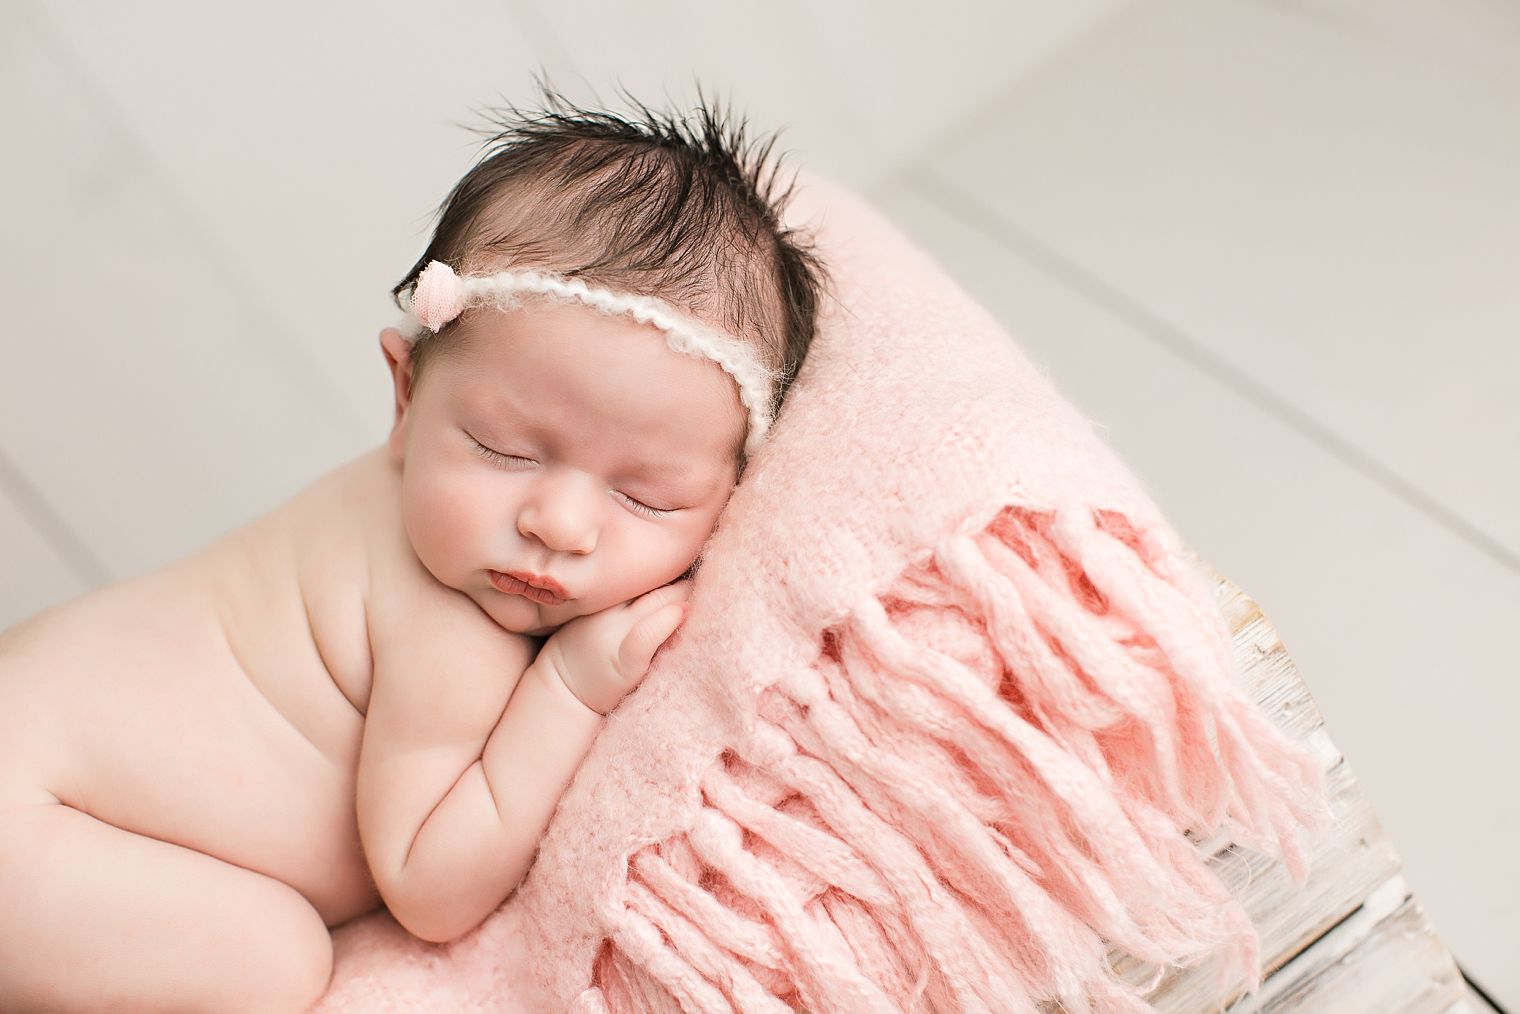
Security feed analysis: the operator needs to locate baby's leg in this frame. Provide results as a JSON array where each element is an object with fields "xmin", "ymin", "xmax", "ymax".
[{"xmin": 0, "ymin": 795, "xmax": 333, "ymax": 1013}]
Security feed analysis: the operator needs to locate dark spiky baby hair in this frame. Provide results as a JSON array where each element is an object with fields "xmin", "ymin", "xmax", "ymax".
[{"xmin": 391, "ymin": 80, "xmax": 830, "ymax": 445}]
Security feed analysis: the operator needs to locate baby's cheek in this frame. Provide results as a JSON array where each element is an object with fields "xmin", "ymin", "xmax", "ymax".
[{"xmin": 404, "ymin": 470, "xmax": 487, "ymax": 581}]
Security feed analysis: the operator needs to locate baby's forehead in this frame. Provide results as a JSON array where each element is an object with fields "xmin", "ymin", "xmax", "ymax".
[
  {"xmin": 448, "ymin": 357, "xmax": 744, "ymax": 475},
  {"xmin": 476, "ymin": 393, "xmax": 742, "ymax": 498},
  {"xmin": 432, "ymin": 238, "xmax": 766, "ymax": 456}
]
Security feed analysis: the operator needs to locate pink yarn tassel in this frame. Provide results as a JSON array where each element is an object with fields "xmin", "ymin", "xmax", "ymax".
[{"xmin": 576, "ymin": 504, "xmax": 1327, "ymax": 1011}]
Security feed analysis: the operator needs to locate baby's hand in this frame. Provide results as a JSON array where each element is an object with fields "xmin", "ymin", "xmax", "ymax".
[{"xmin": 538, "ymin": 579, "xmax": 693, "ymax": 715}]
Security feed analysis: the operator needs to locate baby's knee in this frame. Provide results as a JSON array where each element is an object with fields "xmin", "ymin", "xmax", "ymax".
[
  {"xmin": 238, "ymin": 889, "xmax": 335, "ymax": 1014},
  {"xmin": 153, "ymin": 881, "xmax": 333, "ymax": 1014},
  {"xmin": 0, "ymin": 801, "xmax": 334, "ymax": 1014}
]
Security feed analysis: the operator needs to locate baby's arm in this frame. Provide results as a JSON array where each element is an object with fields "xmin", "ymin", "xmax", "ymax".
[
  {"xmin": 465, "ymin": 576, "xmax": 692, "ymax": 922},
  {"xmin": 357, "ymin": 580, "xmax": 689, "ymax": 945},
  {"xmin": 356, "ymin": 589, "xmax": 568, "ymax": 944},
  {"xmin": 391, "ymin": 652, "xmax": 605, "ymax": 944}
]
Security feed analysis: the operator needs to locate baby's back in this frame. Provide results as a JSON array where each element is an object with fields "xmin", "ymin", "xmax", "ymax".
[{"xmin": 0, "ymin": 446, "xmax": 405, "ymax": 927}]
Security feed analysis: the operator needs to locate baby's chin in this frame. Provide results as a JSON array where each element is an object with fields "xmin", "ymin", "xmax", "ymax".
[
  {"xmin": 482, "ymin": 590, "xmax": 615, "ymax": 639},
  {"xmin": 490, "ymin": 601, "xmax": 571, "ymax": 639}
]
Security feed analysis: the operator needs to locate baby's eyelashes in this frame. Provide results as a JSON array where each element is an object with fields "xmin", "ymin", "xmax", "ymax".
[
  {"xmin": 614, "ymin": 492, "xmax": 677, "ymax": 518},
  {"xmin": 467, "ymin": 436, "xmax": 525, "ymax": 468},
  {"xmin": 466, "ymin": 435, "xmax": 680, "ymax": 519}
]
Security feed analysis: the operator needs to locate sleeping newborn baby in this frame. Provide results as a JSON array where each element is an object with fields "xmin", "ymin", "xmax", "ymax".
[{"xmin": 0, "ymin": 91, "xmax": 826, "ymax": 1013}]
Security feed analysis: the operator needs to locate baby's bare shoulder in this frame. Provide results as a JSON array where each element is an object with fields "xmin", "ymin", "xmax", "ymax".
[{"xmin": 272, "ymin": 446, "xmax": 410, "ymax": 714}]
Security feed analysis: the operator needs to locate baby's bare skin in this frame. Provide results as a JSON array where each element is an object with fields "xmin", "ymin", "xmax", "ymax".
[
  {"xmin": 0, "ymin": 445, "xmax": 512, "ymax": 1011},
  {"xmin": 0, "ymin": 291, "xmax": 747, "ymax": 1012}
]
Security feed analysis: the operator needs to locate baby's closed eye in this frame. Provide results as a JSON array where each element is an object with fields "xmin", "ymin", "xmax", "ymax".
[{"xmin": 466, "ymin": 436, "xmax": 679, "ymax": 518}]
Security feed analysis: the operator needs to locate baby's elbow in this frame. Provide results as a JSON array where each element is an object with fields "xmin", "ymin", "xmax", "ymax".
[
  {"xmin": 374, "ymin": 830, "xmax": 534, "ymax": 944},
  {"xmin": 390, "ymin": 895, "xmax": 485, "ymax": 946},
  {"xmin": 410, "ymin": 916, "xmax": 474, "ymax": 947},
  {"xmin": 385, "ymin": 868, "xmax": 523, "ymax": 945}
]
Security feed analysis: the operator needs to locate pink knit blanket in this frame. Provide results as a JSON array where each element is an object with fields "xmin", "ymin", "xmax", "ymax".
[{"xmin": 315, "ymin": 176, "xmax": 1328, "ymax": 1012}]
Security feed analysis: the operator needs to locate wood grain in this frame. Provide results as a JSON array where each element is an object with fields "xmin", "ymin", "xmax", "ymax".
[{"xmin": 1093, "ymin": 554, "xmax": 1468, "ymax": 1012}]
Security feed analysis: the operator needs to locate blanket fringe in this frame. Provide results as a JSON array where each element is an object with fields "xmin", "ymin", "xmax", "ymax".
[{"xmin": 580, "ymin": 504, "xmax": 1328, "ymax": 1012}]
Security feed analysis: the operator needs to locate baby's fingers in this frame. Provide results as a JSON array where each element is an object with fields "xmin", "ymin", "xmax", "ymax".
[
  {"xmin": 619, "ymin": 602, "xmax": 689, "ymax": 679},
  {"xmin": 634, "ymin": 578, "xmax": 692, "ymax": 612}
]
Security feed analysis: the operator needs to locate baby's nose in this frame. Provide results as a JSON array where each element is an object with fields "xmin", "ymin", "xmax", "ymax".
[{"xmin": 517, "ymin": 471, "xmax": 604, "ymax": 554}]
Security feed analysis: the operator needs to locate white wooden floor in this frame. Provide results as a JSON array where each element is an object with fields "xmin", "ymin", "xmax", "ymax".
[{"xmin": 2, "ymin": 0, "xmax": 1514, "ymax": 1007}]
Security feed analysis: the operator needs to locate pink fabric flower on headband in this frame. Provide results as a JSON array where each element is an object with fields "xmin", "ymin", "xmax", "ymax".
[{"xmin": 411, "ymin": 261, "xmax": 465, "ymax": 331}]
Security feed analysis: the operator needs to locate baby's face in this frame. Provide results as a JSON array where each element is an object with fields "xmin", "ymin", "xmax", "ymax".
[{"xmin": 382, "ymin": 298, "xmax": 747, "ymax": 637}]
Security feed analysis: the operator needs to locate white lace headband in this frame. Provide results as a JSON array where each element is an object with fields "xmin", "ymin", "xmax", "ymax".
[{"xmin": 398, "ymin": 260, "xmax": 776, "ymax": 457}]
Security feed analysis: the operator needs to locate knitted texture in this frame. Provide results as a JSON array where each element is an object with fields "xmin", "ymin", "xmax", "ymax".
[{"xmin": 315, "ymin": 174, "xmax": 1330, "ymax": 1012}]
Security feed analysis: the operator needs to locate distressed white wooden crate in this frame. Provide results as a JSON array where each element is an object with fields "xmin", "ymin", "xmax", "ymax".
[{"xmin": 1093, "ymin": 553, "xmax": 1471, "ymax": 1012}]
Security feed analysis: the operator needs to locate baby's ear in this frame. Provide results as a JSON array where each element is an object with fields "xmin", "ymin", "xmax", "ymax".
[{"xmin": 379, "ymin": 327, "xmax": 416, "ymax": 463}]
